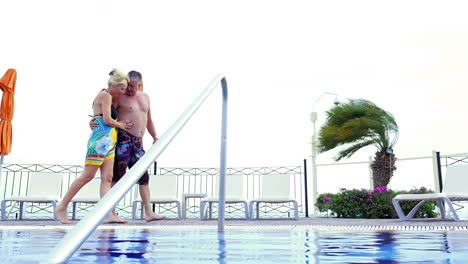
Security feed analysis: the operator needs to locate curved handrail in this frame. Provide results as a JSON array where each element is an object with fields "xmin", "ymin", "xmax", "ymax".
[{"xmin": 47, "ymin": 74, "xmax": 228, "ymax": 263}]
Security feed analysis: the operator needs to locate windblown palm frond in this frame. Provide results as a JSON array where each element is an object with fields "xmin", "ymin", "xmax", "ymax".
[{"xmin": 318, "ymin": 99, "xmax": 398, "ymax": 161}]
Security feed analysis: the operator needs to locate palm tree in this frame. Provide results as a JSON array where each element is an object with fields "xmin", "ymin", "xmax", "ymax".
[{"xmin": 318, "ymin": 99, "xmax": 398, "ymax": 187}]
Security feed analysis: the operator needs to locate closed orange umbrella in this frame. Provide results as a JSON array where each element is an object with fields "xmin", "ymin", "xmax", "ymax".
[
  {"xmin": 0, "ymin": 68, "xmax": 17, "ymax": 155},
  {"xmin": 138, "ymin": 81, "xmax": 143, "ymax": 91}
]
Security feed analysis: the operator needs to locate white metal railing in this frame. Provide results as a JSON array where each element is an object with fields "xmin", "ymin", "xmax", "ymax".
[
  {"xmin": 0, "ymin": 165, "xmax": 305, "ymax": 219},
  {"xmin": 314, "ymin": 151, "xmax": 468, "ymax": 197},
  {"xmin": 47, "ymin": 74, "xmax": 228, "ymax": 263},
  {"xmin": 315, "ymin": 154, "xmax": 437, "ymax": 195}
]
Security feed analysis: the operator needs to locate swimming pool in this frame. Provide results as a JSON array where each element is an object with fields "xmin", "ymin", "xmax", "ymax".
[{"xmin": 1, "ymin": 226, "xmax": 467, "ymax": 263}]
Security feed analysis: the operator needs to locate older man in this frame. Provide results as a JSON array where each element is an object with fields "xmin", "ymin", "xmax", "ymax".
[{"xmin": 111, "ymin": 70, "xmax": 163, "ymax": 222}]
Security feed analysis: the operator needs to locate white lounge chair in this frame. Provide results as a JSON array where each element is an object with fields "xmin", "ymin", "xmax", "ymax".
[
  {"xmin": 392, "ymin": 164, "xmax": 468, "ymax": 221},
  {"xmin": 249, "ymin": 174, "xmax": 299, "ymax": 220},
  {"xmin": 71, "ymin": 178, "xmax": 101, "ymax": 220},
  {"xmin": 1, "ymin": 172, "xmax": 63, "ymax": 220},
  {"xmin": 200, "ymin": 174, "xmax": 249, "ymax": 220},
  {"xmin": 131, "ymin": 174, "xmax": 182, "ymax": 219}
]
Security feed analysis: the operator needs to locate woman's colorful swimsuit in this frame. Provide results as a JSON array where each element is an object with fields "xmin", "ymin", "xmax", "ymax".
[{"xmin": 85, "ymin": 117, "xmax": 117, "ymax": 165}]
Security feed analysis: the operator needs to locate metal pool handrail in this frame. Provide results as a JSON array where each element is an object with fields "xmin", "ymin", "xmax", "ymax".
[{"xmin": 47, "ymin": 74, "xmax": 229, "ymax": 263}]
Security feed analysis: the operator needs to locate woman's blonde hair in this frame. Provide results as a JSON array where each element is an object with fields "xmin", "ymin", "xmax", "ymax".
[{"xmin": 108, "ymin": 69, "xmax": 129, "ymax": 86}]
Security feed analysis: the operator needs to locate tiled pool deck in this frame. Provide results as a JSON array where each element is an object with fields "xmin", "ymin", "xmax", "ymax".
[{"xmin": 2, "ymin": 217, "xmax": 468, "ymax": 231}]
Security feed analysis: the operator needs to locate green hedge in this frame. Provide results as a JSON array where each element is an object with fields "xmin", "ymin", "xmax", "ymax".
[{"xmin": 316, "ymin": 186, "xmax": 437, "ymax": 218}]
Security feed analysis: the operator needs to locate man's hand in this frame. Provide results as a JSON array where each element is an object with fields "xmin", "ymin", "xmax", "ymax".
[{"xmin": 153, "ymin": 137, "xmax": 159, "ymax": 144}]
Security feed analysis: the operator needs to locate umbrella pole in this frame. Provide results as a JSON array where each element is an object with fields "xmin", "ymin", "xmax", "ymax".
[
  {"xmin": 0, "ymin": 155, "xmax": 3, "ymax": 211},
  {"xmin": 0, "ymin": 155, "xmax": 3, "ymax": 185}
]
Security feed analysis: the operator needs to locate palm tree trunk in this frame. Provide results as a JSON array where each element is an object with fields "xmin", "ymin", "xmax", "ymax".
[{"xmin": 371, "ymin": 151, "xmax": 396, "ymax": 187}]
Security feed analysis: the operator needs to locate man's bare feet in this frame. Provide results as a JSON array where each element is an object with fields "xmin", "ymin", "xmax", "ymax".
[
  {"xmin": 55, "ymin": 207, "xmax": 71, "ymax": 224},
  {"xmin": 145, "ymin": 214, "xmax": 165, "ymax": 222},
  {"xmin": 103, "ymin": 214, "xmax": 128, "ymax": 224}
]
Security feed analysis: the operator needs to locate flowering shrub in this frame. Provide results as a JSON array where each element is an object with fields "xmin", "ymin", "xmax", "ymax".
[{"xmin": 316, "ymin": 186, "xmax": 437, "ymax": 219}]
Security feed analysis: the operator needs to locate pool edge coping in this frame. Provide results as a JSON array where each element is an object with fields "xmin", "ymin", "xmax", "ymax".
[{"xmin": 1, "ymin": 224, "xmax": 468, "ymax": 231}]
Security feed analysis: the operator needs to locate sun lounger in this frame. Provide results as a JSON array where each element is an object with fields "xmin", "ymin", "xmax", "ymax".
[
  {"xmin": 392, "ymin": 164, "xmax": 468, "ymax": 221},
  {"xmin": 1, "ymin": 172, "xmax": 63, "ymax": 220},
  {"xmin": 200, "ymin": 174, "xmax": 249, "ymax": 220},
  {"xmin": 249, "ymin": 174, "xmax": 299, "ymax": 220}
]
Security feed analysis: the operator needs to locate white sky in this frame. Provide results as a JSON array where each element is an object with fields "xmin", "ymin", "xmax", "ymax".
[{"xmin": 1, "ymin": 0, "xmax": 468, "ymax": 177}]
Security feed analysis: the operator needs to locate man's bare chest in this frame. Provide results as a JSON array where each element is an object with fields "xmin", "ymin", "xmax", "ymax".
[{"xmin": 120, "ymin": 97, "xmax": 148, "ymax": 113}]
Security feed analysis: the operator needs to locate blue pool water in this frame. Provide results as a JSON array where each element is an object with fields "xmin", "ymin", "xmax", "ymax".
[{"xmin": 0, "ymin": 227, "xmax": 467, "ymax": 263}]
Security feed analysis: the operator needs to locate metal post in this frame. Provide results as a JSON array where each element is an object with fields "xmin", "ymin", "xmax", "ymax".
[
  {"xmin": 432, "ymin": 150, "xmax": 442, "ymax": 193},
  {"xmin": 0, "ymin": 155, "xmax": 3, "ymax": 208},
  {"xmin": 0, "ymin": 155, "xmax": 4, "ymax": 188},
  {"xmin": 436, "ymin": 151, "xmax": 443, "ymax": 192},
  {"xmin": 310, "ymin": 112, "xmax": 318, "ymax": 216},
  {"xmin": 303, "ymin": 159, "xmax": 309, "ymax": 217},
  {"xmin": 217, "ymin": 78, "xmax": 228, "ymax": 231}
]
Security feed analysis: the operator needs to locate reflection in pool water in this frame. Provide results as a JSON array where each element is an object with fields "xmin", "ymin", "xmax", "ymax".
[{"xmin": 0, "ymin": 228, "xmax": 467, "ymax": 263}]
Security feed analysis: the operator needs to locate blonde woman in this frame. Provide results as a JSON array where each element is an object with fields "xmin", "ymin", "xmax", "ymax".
[{"xmin": 56, "ymin": 69, "xmax": 133, "ymax": 224}]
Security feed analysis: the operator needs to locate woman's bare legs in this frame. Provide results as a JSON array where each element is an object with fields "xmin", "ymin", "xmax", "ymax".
[
  {"xmin": 55, "ymin": 165, "xmax": 99, "ymax": 224},
  {"xmin": 100, "ymin": 158, "xmax": 127, "ymax": 223}
]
